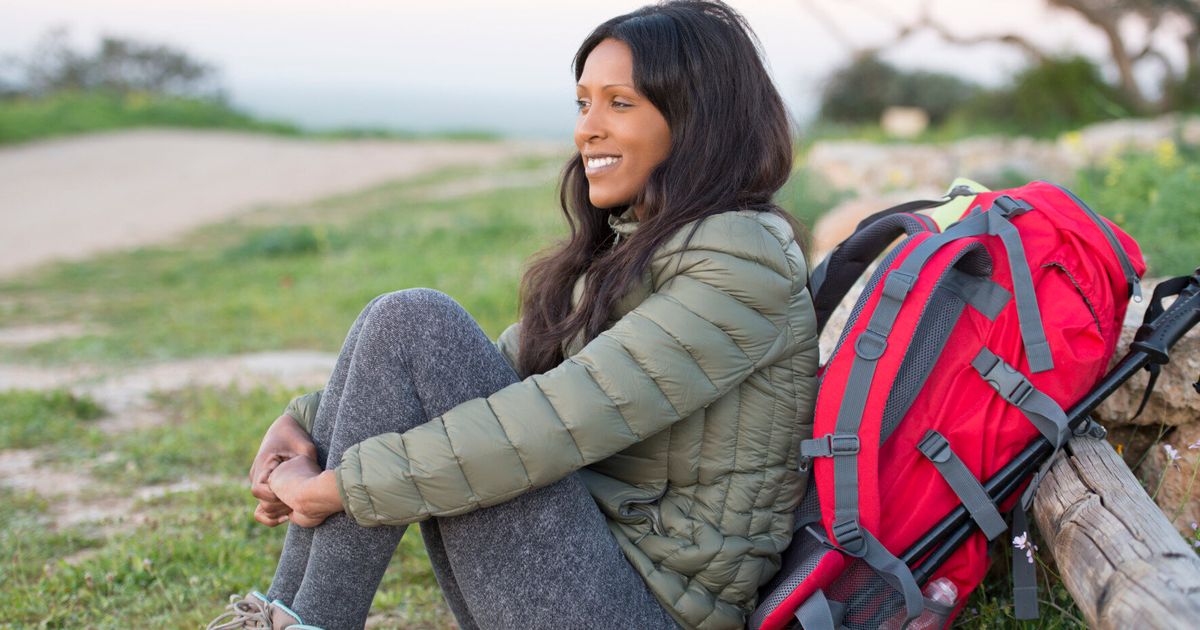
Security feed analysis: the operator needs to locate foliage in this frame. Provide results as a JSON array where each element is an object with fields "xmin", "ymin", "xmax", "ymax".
[
  {"xmin": 1072, "ymin": 139, "xmax": 1200, "ymax": 276},
  {"xmin": 224, "ymin": 225, "xmax": 340, "ymax": 260},
  {"xmin": 4, "ymin": 27, "xmax": 219, "ymax": 99},
  {"xmin": 818, "ymin": 54, "xmax": 980, "ymax": 126},
  {"xmin": 0, "ymin": 90, "xmax": 301, "ymax": 144},
  {"xmin": 0, "ymin": 29, "xmax": 498, "ymax": 144},
  {"xmin": 951, "ymin": 56, "xmax": 1131, "ymax": 137},
  {"xmin": 0, "ymin": 389, "xmax": 104, "ymax": 449}
]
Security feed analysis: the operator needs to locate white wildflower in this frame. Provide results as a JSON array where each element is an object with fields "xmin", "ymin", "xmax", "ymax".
[
  {"xmin": 1013, "ymin": 531, "xmax": 1038, "ymax": 564},
  {"xmin": 1189, "ymin": 439, "xmax": 1200, "ymax": 451},
  {"xmin": 1164, "ymin": 444, "xmax": 1183, "ymax": 469}
]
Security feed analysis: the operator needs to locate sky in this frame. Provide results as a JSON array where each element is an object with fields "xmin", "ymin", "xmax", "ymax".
[{"xmin": 0, "ymin": 0, "xmax": 1150, "ymax": 138}]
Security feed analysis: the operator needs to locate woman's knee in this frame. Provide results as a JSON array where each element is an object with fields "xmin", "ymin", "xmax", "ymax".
[
  {"xmin": 364, "ymin": 288, "xmax": 475, "ymax": 334},
  {"xmin": 370, "ymin": 288, "xmax": 464, "ymax": 316}
]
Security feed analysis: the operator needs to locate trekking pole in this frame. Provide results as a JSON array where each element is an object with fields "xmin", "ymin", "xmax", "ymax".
[{"xmin": 904, "ymin": 268, "xmax": 1200, "ymax": 584}]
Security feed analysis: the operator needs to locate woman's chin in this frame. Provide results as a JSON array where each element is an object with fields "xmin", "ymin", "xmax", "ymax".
[{"xmin": 588, "ymin": 193, "xmax": 630, "ymax": 210}]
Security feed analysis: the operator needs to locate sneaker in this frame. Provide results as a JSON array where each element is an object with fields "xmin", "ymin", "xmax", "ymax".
[{"xmin": 205, "ymin": 591, "xmax": 324, "ymax": 629}]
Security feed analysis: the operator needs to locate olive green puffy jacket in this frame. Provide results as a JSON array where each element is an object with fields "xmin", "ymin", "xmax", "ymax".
[{"xmin": 284, "ymin": 207, "xmax": 819, "ymax": 629}]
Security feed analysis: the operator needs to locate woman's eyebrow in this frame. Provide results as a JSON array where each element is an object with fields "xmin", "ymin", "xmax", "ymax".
[{"xmin": 575, "ymin": 83, "xmax": 634, "ymax": 90}]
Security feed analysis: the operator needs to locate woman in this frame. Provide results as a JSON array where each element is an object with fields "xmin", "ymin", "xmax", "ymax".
[{"xmin": 207, "ymin": 1, "xmax": 818, "ymax": 628}]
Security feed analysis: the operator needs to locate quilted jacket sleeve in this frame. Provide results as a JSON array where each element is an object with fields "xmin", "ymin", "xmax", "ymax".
[
  {"xmin": 284, "ymin": 390, "xmax": 323, "ymax": 435},
  {"xmin": 493, "ymin": 321, "xmax": 524, "ymax": 379},
  {"xmin": 335, "ymin": 213, "xmax": 798, "ymax": 527}
]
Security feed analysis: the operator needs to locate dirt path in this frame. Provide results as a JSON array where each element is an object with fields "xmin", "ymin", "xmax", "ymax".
[{"xmin": 0, "ymin": 128, "xmax": 563, "ymax": 278}]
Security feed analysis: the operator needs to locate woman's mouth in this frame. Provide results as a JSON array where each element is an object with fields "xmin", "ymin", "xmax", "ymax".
[{"xmin": 585, "ymin": 155, "xmax": 622, "ymax": 175}]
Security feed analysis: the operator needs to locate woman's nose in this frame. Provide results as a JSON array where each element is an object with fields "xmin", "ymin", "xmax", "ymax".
[{"xmin": 575, "ymin": 108, "xmax": 606, "ymax": 144}]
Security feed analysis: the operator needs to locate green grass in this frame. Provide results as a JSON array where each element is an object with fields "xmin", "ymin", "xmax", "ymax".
[
  {"xmin": 37, "ymin": 385, "xmax": 305, "ymax": 487},
  {"xmin": 0, "ymin": 389, "xmax": 105, "ymax": 449},
  {"xmin": 0, "ymin": 385, "xmax": 452, "ymax": 628},
  {"xmin": 0, "ymin": 161, "xmax": 564, "ymax": 365},
  {"xmin": 0, "ymin": 90, "xmax": 501, "ymax": 146},
  {"xmin": 0, "ymin": 91, "xmax": 301, "ymax": 145},
  {"xmin": 0, "ymin": 155, "xmax": 847, "ymax": 366},
  {"xmin": 957, "ymin": 533, "xmax": 1086, "ymax": 629},
  {"xmin": 0, "ymin": 482, "xmax": 451, "ymax": 629}
]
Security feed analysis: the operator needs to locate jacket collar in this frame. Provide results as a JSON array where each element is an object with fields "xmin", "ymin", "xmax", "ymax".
[{"xmin": 608, "ymin": 206, "xmax": 640, "ymax": 244}]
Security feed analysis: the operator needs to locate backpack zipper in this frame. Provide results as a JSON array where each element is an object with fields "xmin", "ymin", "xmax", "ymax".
[{"xmin": 1050, "ymin": 183, "xmax": 1143, "ymax": 302}]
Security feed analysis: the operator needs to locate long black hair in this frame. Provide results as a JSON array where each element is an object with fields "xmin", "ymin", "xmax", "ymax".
[{"xmin": 517, "ymin": 0, "xmax": 800, "ymax": 377}]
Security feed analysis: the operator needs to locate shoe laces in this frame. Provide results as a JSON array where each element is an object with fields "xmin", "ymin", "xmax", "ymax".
[{"xmin": 206, "ymin": 593, "xmax": 274, "ymax": 630}]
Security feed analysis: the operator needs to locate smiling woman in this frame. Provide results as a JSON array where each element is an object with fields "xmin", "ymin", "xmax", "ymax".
[
  {"xmin": 574, "ymin": 38, "xmax": 672, "ymax": 215},
  {"xmin": 207, "ymin": 3, "xmax": 818, "ymax": 630}
]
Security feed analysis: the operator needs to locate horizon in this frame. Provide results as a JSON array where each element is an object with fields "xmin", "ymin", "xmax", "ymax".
[{"xmin": 0, "ymin": 0, "xmax": 1166, "ymax": 139}]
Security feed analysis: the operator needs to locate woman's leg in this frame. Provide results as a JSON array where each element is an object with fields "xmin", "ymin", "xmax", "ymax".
[
  {"xmin": 267, "ymin": 288, "xmax": 676, "ymax": 629},
  {"xmin": 267, "ymin": 294, "xmax": 383, "ymax": 606},
  {"xmin": 264, "ymin": 288, "xmax": 511, "ymax": 629}
]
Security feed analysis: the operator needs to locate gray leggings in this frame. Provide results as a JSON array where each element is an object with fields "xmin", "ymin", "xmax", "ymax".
[{"xmin": 265, "ymin": 288, "xmax": 679, "ymax": 630}]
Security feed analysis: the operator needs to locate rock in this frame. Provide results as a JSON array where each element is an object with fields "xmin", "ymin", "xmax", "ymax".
[
  {"xmin": 881, "ymin": 107, "xmax": 928, "ymax": 139},
  {"xmin": 805, "ymin": 114, "xmax": 1200, "ymax": 196},
  {"xmin": 1094, "ymin": 279, "xmax": 1200, "ymax": 428},
  {"xmin": 1137, "ymin": 422, "xmax": 1200, "ymax": 532},
  {"xmin": 1060, "ymin": 115, "xmax": 1200, "ymax": 163},
  {"xmin": 806, "ymin": 141, "xmax": 954, "ymax": 193}
]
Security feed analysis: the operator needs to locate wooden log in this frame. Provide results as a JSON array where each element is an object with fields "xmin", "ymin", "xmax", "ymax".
[{"xmin": 1032, "ymin": 433, "xmax": 1200, "ymax": 629}]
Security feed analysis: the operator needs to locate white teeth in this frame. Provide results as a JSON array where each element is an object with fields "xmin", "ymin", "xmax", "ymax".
[{"xmin": 586, "ymin": 156, "xmax": 621, "ymax": 169}]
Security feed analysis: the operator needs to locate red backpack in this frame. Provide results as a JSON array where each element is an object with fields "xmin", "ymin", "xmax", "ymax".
[{"xmin": 751, "ymin": 180, "xmax": 1145, "ymax": 629}]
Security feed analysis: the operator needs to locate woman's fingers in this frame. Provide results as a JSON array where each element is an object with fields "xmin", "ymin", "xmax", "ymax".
[
  {"xmin": 249, "ymin": 456, "xmax": 284, "ymax": 502},
  {"xmin": 288, "ymin": 510, "xmax": 327, "ymax": 528},
  {"xmin": 254, "ymin": 502, "xmax": 290, "ymax": 527},
  {"xmin": 259, "ymin": 498, "xmax": 291, "ymax": 519}
]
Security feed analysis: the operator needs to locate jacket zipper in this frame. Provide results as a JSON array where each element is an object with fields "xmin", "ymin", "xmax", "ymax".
[{"xmin": 620, "ymin": 491, "xmax": 668, "ymax": 536}]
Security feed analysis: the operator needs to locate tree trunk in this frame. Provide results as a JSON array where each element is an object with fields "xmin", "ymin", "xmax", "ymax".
[{"xmin": 1032, "ymin": 433, "xmax": 1200, "ymax": 629}]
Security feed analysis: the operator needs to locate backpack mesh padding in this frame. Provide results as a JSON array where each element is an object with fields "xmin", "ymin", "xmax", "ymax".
[
  {"xmin": 825, "ymin": 558, "xmax": 907, "ymax": 629},
  {"xmin": 793, "ymin": 473, "xmax": 820, "ymax": 526},
  {"xmin": 749, "ymin": 530, "xmax": 830, "ymax": 629},
  {"xmin": 878, "ymin": 289, "xmax": 964, "ymax": 444}
]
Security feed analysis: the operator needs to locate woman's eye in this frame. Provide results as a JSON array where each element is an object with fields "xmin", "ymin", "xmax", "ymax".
[
  {"xmin": 613, "ymin": 101, "xmax": 632, "ymax": 109},
  {"xmin": 575, "ymin": 99, "xmax": 589, "ymax": 112}
]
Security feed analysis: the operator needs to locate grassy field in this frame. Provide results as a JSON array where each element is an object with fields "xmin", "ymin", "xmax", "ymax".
[
  {"xmin": 0, "ymin": 154, "xmax": 1097, "ymax": 627},
  {"xmin": 0, "ymin": 91, "xmax": 500, "ymax": 146}
]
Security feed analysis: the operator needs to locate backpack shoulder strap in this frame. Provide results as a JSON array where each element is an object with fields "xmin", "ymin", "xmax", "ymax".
[{"xmin": 811, "ymin": 212, "xmax": 933, "ymax": 334}]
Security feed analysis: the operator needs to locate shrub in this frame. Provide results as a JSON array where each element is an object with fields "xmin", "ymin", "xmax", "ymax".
[
  {"xmin": 951, "ymin": 56, "xmax": 1130, "ymax": 137},
  {"xmin": 819, "ymin": 54, "xmax": 979, "ymax": 125},
  {"xmin": 1073, "ymin": 140, "xmax": 1200, "ymax": 276},
  {"xmin": 224, "ymin": 225, "xmax": 339, "ymax": 260}
]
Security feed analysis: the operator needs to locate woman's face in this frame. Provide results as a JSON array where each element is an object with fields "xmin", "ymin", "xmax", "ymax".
[{"xmin": 574, "ymin": 38, "xmax": 671, "ymax": 215}]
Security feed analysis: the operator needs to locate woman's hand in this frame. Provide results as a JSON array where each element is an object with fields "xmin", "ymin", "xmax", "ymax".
[
  {"xmin": 250, "ymin": 414, "xmax": 318, "ymax": 527},
  {"xmin": 268, "ymin": 455, "xmax": 344, "ymax": 528}
]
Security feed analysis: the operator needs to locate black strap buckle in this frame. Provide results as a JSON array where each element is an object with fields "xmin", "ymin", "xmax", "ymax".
[
  {"xmin": 831, "ymin": 518, "xmax": 866, "ymax": 556},
  {"xmin": 977, "ymin": 354, "xmax": 1034, "ymax": 406},
  {"xmin": 882, "ymin": 270, "xmax": 917, "ymax": 302},
  {"xmin": 993, "ymin": 195, "xmax": 1033, "ymax": 218},
  {"xmin": 916, "ymin": 430, "xmax": 952, "ymax": 463},
  {"xmin": 800, "ymin": 433, "xmax": 861, "ymax": 460}
]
